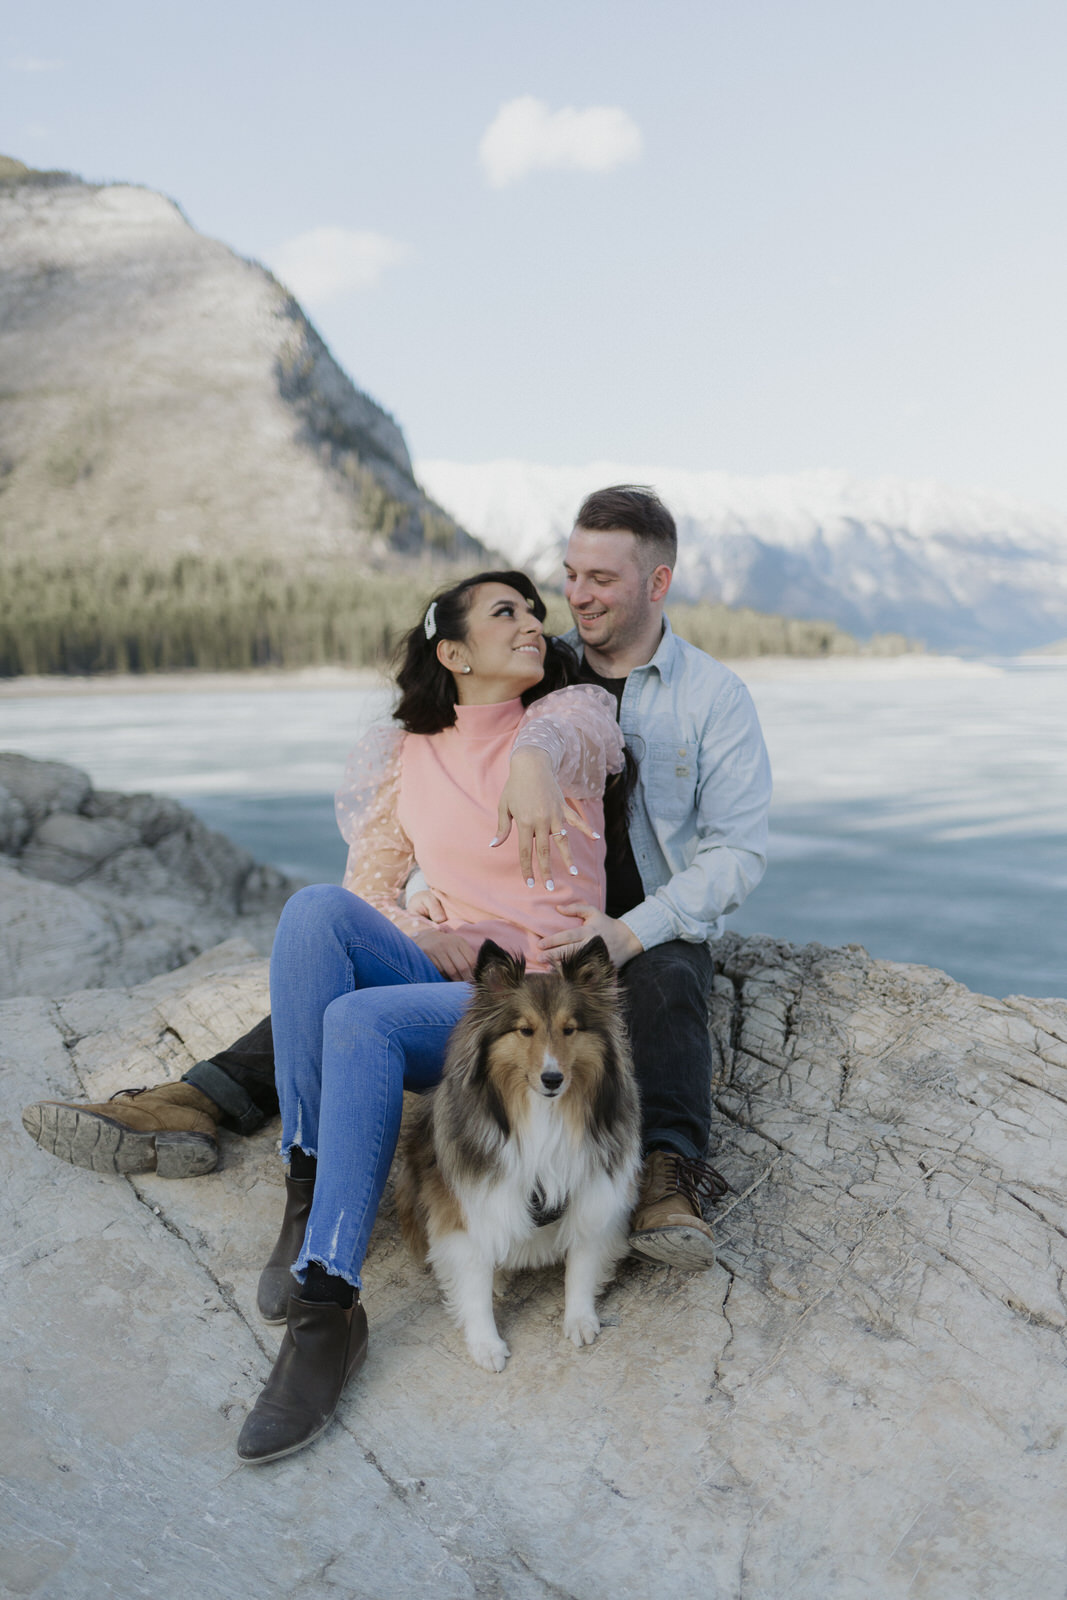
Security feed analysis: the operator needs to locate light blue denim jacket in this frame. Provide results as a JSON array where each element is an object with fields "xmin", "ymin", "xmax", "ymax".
[{"xmin": 565, "ymin": 618, "xmax": 772, "ymax": 950}]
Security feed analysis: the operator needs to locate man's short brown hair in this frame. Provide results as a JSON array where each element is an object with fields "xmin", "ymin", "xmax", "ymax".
[{"xmin": 574, "ymin": 484, "xmax": 677, "ymax": 571}]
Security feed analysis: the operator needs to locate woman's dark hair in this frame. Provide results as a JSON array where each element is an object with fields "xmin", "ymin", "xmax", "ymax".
[{"xmin": 394, "ymin": 570, "xmax": 580, "ymax": 735}]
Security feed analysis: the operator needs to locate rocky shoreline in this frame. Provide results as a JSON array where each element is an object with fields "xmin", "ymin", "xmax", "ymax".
[
  {"xmin": 2, "ymin": 757, "xmax": 1065, "ymax": 1596},
  {"xmin": 0, "ymin": 751, "xmax": 298, "ymax": 999}
]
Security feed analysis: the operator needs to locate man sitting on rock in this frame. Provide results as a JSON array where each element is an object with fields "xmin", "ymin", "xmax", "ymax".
[{"xmin": 23, "ymin": 485, "xmax": 773, "ymax": 1269}]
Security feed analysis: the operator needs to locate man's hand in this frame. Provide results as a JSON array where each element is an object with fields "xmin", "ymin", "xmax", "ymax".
[
  {"xmin": 492, "ymin": 748, "xmax": 596, "ymax": 889},
  {"xmin": 408, "ymin": 888, "xmax": 446, "ymax": 923},
  {"xmin": 411, "ymin": 926, "xmax": 479, "ymax": 981},
  {"xmin": 539, "ymin": 904, "xmax": 643, "ymax": 969}
]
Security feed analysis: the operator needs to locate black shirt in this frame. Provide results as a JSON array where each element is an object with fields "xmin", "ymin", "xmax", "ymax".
[{"xmin": 576, "ymin": 657, "xmax": 644, "ymax": 919}]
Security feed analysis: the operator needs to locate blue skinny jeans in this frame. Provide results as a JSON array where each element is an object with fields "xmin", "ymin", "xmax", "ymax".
[{"xmin": 269, "ymin": 884, "xmax": 471, "ymax": 1290}]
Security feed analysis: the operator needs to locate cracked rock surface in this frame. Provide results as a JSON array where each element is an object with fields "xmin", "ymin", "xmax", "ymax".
[{"xmin": 3, "ymin": 934, "xmax": 1066, "ymax": 1598}]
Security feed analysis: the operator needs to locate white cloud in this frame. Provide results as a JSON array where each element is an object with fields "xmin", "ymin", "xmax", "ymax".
[
  {"xmin": 479, "ymin": 95, "xmax": 643, "ymax": 189},
  {"xmin": 266, "ymin": 227, "xmax": 409, "ymax": 306},
  {"xmin": 8, "ymin": 56, "xmax": 65, "ymax": 73}
]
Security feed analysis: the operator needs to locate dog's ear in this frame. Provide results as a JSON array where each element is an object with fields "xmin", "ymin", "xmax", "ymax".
[
  {"xmin": 474, "ymin": 939, "xmax": 527, "ymax": 989},
  {"xmin": 559, "ymin": 935, "xmax": 616, "ymax": 989}
]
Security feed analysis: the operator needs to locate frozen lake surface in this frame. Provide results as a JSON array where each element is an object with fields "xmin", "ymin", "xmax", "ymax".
[{"xmin": 2, "ymin": 658, "xmax": 1064, "ymax": 999}]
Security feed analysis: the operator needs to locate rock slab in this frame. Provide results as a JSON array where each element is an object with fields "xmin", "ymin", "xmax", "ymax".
[
  {"xmin": 0, "ymin": 751, "xmax": 297, "ymax": 999},
  {"xmin": 2, "ymin": 934, "xmax": 1065, "ymax": 1597}
]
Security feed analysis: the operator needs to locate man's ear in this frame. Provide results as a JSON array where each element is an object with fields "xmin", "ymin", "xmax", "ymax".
[{"xmin": 649, "ymin": 564, "xmax": 673, "ymax": 604}]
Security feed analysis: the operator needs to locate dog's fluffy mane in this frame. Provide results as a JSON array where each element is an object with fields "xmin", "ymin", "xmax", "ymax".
[
  {"xmin": 397, "ymin": 937, "xmax": 640, "ymax": 1264},
  {"xmin": 439, "ymin": 938, "xmax": 635, "ymax": 1183}
]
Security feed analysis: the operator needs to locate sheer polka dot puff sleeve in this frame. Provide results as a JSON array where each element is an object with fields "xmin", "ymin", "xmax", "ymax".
[
  {"xmin": 511, "ymin": 684, "xmax": 625, "ymax": 796},
  {"xmin": 334, "ymin": 725, "xmax": 429, "ymax": 936}
]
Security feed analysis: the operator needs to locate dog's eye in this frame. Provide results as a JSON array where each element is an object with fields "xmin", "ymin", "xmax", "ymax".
[
  {"xmin": 561, "ymin": 1024, "xmax": 578, "ymax": 1036},
  {"xmin": 517, "ymin": 1024, "xmax": 535, "ymax": 1037}
]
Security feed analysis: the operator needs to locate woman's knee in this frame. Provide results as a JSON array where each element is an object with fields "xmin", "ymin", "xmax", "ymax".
[
  {"xmin": 275, "ymin": 883, "xmax": 362, "ymax": 944},
  {"xmin": 322, "ymin": 989, "xmax": 385, "ymax": 1051}
]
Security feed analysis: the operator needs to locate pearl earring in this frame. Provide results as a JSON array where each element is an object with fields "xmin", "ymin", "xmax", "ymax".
[{"xmin": 461, "ymin": 665, "xmax": 472, "ymax": 674}]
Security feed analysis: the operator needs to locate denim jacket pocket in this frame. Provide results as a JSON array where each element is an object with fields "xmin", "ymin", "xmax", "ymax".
[{"xmin": 645, "ymin": 739, "xmax": 698, "ymax": 821}]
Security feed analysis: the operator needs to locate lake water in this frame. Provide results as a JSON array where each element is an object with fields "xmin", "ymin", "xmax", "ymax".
[{"xmin": 1, "ymin": 658, "xmax": 1064, "ymax": 1000}]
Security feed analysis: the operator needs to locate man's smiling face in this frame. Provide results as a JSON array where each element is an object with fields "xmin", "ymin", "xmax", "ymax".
[{"xmin": 563, "ymin": 526, "xmax": 655, "ymax": 659}]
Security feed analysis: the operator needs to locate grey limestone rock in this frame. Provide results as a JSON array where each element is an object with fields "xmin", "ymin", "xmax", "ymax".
[
  {"xmin": 82, "ymin": 787, "xmax": 189, "ymax": 845},
  {"xmin": 18, "ymin": 810, "xmax": 142, "ymax": 884},
  {"xmin": 3, "ymin": 933, "xmax": 1065, "ymax": 1597},
  {"xmin": 0, "ymin": 752, "xmax": 299, "ymax": 998},
  {"xmin": 0, "ymin": 780, "xmax": 31, "ymax": 853},
  {"xmin": 0, "ymin": 750, "xmax": 92, "ymax": 826}
]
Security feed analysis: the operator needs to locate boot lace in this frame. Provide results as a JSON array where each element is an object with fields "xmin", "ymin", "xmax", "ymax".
[
  {"xmin": 661, "ymin": 1153, "xmax": 731, "ymax": 1208},
  {"xmin": 109, "ymin": 1086, "xmax": 149, "ymax": 1101}
]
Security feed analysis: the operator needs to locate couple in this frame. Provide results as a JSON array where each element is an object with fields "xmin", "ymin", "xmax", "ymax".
[{"xmin": 23, "ymin": 484, "xmax": 772, "ymax": 1463}]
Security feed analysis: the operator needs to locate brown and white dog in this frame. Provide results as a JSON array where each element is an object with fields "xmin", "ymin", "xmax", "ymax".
[{"xmin": 395, "ymin": 937, "xmax": 641, "ymax": 1372}]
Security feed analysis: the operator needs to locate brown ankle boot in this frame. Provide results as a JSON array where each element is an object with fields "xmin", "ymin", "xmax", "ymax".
[
  {"xmin": 629, "ymin": 1151, "xmax": 729, "ymax": 1270},
  {"xmin": 257, "ymin": 1176, "xmax": 315, "ymax": 1323},
  {"xmin": 21, "ymin": 1082, "xmax": 220, "ymax": 1178},
  {"xmin": 236, "ymin": 1292, "xmax": 369, "ymax": 1464}
]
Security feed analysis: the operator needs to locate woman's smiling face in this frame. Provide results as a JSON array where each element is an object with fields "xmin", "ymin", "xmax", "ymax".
[{"xmin": 448, "ymin": 582, "xmax": 546, "ymax": 703}]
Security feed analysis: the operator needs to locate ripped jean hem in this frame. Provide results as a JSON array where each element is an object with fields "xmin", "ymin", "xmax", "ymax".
[
  {"xmin": 291, "ymin": 1253, "xmax": 363, "ymax": 1294},
  {"xmin": 282, "ymin": 1141, "xmax": 318, "ymax": 1165}
]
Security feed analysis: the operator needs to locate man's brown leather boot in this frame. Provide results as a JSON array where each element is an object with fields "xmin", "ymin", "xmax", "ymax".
[
  {"xmin": 21, "ymin": 1082, "xmax": 220, "ymax": 1178},
  {"xmin": 629, "ymin": 1150, "xmax": 729, "ymax": 1270}
]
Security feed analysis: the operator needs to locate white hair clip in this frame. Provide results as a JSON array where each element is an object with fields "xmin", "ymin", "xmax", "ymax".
[{"xmin": 423, "ymin": 601, "xmax": 438, "ymax": 640}]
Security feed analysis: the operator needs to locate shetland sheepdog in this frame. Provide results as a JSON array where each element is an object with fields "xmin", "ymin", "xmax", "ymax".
[{"xmin": 395, "ymin": 937, "xmax": 641, "ymax": 1372}]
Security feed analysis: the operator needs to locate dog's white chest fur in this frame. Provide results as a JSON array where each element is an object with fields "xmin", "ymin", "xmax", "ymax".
[{"xmin": 462, "ymin": 1093, "xmax": 624, "ymax": 1271}]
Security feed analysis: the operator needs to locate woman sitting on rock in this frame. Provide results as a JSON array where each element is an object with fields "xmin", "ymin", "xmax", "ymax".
[{"xmin": 237, "ymin": 569, "xmax": 625, "ymax": 1463}]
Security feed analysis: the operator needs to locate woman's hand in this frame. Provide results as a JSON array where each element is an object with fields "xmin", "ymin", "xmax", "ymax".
[
  {"xmin": 492, "ymin": 748, "xmax": 596, "ymax": 889},
  {"xmin": 411, "ymin": 925, "xmax": 479, "ymax": 981},
  {"xmin": 408, "ymin": 888, "xmax": 446, "ymax": 922}
]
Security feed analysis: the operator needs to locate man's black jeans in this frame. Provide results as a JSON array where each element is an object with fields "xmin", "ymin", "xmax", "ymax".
[
  {"xmin": 618, "ymin": 939, "xmax": 715, "ymax": 1161},
  {"xmin": 184, "ymin": 938, "xmax": 716, "ymax": 1157}
]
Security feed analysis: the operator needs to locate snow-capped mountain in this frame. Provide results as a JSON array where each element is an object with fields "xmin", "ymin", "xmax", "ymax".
[{"xmin": 416, "ymin": 460, "xmax": 1067, "ymax": 653}]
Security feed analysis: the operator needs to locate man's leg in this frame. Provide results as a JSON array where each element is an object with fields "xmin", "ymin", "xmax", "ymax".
[
  {"xmin": 22, "ymin": 1009, "xmax": 280, "ymax": 1177},
  {"xmin": 184, "ymin": 1015, "xmax": 278, "ymax": 1134},
  {"xmin": 619, "ymin": 940, "xmax": 727, "ymax": 1269}
]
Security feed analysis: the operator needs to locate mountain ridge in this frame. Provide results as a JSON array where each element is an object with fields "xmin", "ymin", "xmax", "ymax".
[
  {"xmin": 0, "ymin": 158, "xmax": 479, "ymax": 567},
  {"xmin": 418, "ymin": 459, "xmax": 1067, "ymax": 653}
]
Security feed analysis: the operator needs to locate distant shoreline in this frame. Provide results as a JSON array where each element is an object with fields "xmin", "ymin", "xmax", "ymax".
[
  {"xmin": 0, "ymin": 654, "xmax": 1015, "ymax": 699},
  {"xmin": 0, "ymin": 665, "xmax": 391, "ymax": 698}
]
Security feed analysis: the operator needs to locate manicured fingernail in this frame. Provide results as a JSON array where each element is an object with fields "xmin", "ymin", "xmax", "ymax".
[
  {"xmin": 591, "ymin": 831, "xmax": 601, "ymax": 840},
  {"xmin": 489, "ymin": 837, "xmax": 500, "ymax": 847},
  {"xmin": 526, "ymin": 877, "xmax": 535, "ymax": 888},
  {"xmin": 569, "ymin": 866, "xmax": 578, "ymax": 876},
  {"xmin": 546, "ymin": 879, "xmax": 555, "ymax": 892}
]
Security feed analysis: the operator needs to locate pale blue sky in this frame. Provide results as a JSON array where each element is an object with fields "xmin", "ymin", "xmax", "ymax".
[{"xmin": 4, "ymin": 0, "xmax": 1067, "ymax": 509}]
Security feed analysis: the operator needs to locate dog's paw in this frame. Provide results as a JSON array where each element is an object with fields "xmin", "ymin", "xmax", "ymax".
[
  {"xmin": 467, "ymin": 1334, "xmax": 510, "ymax": 1372},
  {"xmin": 564, "ymin": 1310, "xmax": 601, "ymax": 1348}
]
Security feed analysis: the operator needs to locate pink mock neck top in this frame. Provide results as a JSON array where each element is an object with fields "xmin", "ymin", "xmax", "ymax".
[{"xmin": 336, "ymin": 687, "xmax": 623, "ymax": 972}]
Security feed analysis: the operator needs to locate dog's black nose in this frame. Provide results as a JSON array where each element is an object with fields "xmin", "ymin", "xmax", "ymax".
[{"xmin": 540, "ymin": 1068, "xmax": 564, "ymax": 1093}]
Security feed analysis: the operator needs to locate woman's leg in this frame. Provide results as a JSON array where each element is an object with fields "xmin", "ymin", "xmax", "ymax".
[
  {"xmin": 238, "ymin": 975, "xmax": 470, "ymax": 1465},
  {"xmin": 255, "ymin": 884, "xmax": 450, "ymax": 1320},
  {"xmin": 269, "ymin": 883, "xmax": 446, "ymax": 1160},
  {"xmin": 296, "ymin": 979, "xmax": 471, "ymax": 1289}
]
